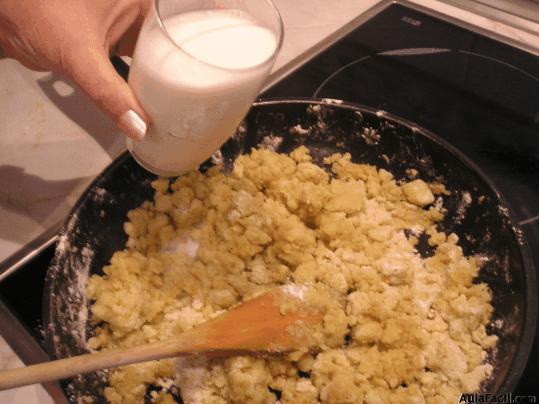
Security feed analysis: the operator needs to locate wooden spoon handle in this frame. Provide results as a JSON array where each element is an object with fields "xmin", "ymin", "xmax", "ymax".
[
  {"xmin": 0, "ymin": 285, "xmax": 320, "ymax": 391},
  {"xmin": 0, "ymin": 335, "xmax": 199, "ymax": 390}
]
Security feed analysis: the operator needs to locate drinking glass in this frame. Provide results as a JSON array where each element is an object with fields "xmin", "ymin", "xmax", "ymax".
[{"xmin": 126, "ymin": 0, "xmax": 284, "ymax": 176}]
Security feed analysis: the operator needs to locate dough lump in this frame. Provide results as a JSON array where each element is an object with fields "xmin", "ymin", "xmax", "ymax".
[{"xmin": 87, "ymin": 147, "xmax": 496, "ymax": 404}]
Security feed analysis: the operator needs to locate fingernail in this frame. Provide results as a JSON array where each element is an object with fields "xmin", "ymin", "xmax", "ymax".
[{"xmin": 119, "ymin": 110, "xmax": 147, "ymax": 140}]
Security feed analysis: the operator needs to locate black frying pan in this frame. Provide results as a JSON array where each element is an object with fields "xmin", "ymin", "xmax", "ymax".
[{"xmin": 44, "ymin": 99, "xmax": 537, "ymax": 403}]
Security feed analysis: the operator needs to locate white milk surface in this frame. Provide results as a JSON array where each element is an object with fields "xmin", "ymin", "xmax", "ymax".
[{"xmin": 127, "ymin": 9, "xmax": 278, "ymax": 176}]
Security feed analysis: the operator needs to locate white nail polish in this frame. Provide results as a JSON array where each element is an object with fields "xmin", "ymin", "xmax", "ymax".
[{"xmin": 120, "ymin": 110, "xmax": 147, "ymax": 140}]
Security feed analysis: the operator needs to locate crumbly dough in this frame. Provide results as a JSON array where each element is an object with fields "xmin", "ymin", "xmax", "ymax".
[{"xmin": 86, "ymin": 146, "xmax": 497, "ymax": 404}]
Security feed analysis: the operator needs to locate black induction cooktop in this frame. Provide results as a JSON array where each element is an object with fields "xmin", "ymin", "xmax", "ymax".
[{"xmin": 1, "ymin": 1, "xmax": 537, "ymax": 400}]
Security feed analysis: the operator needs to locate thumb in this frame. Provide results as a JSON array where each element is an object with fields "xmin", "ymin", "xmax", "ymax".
[{"xmin": 64, "ymin": 48, "xmax": 148, "ymax": 140}]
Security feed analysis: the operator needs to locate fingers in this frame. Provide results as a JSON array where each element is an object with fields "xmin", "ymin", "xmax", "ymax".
[
  {"xmin": 0, "ymin": 34, "xmax": 48, "ymax": 71},
  {"xmin": 115, "ymin": 22, "xmax": 142, "ymax": 57},
  {"xmin": 2, "ymin": 47, "xmax": 45, "ymax": 71},
  {"xmin": 115, "ymin": 1, "xmax": 151, "ymax": 57},
  {"xmin": 64, "ymin": 48, "xmax": 148, "ymax": 140},
  {"xmin": 109, "ymin": 0, "xmax": 152, "ymax": 57}
]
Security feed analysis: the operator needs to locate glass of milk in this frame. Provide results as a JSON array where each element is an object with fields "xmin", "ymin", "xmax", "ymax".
[{"xmin": 126, "ymin": 0, "xmax": 284, "ymax": 176}]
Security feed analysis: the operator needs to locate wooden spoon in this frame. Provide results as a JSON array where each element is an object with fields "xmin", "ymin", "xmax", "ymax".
[{"xmin": 0, "ymin": 285, "xmax": 321, "ymax": 390}]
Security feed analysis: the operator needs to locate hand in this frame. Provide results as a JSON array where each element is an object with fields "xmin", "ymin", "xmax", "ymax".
[{"xmin": 0, "ymin": 0, "xmax": 151, "ymax": 140}]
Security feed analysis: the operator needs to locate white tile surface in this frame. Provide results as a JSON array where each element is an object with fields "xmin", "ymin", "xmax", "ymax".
[
  {"xmin": 0, "ymin": 0, "xmax": 537, "ymax": 402},
  {"xmin": 0, "ymin": 60, "xmax": 125, "ymax": 262}
]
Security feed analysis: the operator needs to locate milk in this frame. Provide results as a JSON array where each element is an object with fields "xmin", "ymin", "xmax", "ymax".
[{"xmin": 127, "ymin": 9, "xmax": 279, "ymax": 176}]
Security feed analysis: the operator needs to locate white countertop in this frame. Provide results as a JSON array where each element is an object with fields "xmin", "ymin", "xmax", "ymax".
[{"xmin": 0, "ymin": 0, "xmax": 537, "ymax": 402}]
